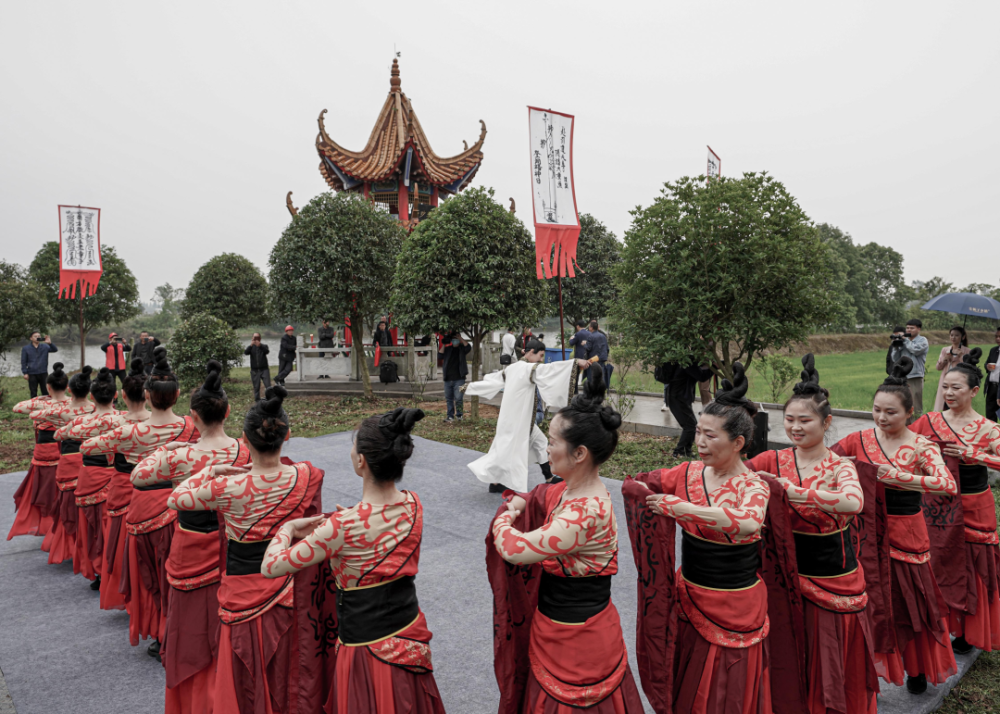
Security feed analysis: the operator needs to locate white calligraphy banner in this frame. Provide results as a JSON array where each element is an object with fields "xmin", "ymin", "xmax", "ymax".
[
  {"xmin": 58, "ymin": 205, "xmax": 102, "ymax": 298},
  {"xmin": 707, "ymin": 146, "xmax": 721, "ymax": 180},
  {"xmin": 527, "ymin": 107, "xmax": 580, "ymax": 278}
]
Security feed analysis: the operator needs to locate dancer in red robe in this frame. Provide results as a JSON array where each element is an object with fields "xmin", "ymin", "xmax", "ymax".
[
  {"xmin": 910, "ymin": 349, "xmax": 1000, "ymax": 653},
  {"xmin": 747, "ymin": 355, "xmax": 879, "ymax": 713},
  {"xmin": 82, "ymin": 347, "xmax": 199, "ymax": 656},
  {"xmin": 43, "ymin": 366, "xmax": 96, "ymax": 572},
  {"xmin": 55, "ymin": 367, "xmax": 121, "ymax": 590},
  {"xmin": 8, "ymin": 365, "xmax": 69, "ymax": 542},
  {"xmin": 835, "ymin": 357, "xmax": 958, "ymax": 693},
  {"xmin": 487, "ymin": 366, "xmax": 645, "ymax": 714},
  {"xmin": 168, "ymin": 385, "xmax": 324, "ymax": 714},
  {"xmin": 133, "ymin": 360, "xmax": 251, "ymax": 714},
  {"xmin": 262, "ymin": 407, "xmax": 447, "ymax": 714}
]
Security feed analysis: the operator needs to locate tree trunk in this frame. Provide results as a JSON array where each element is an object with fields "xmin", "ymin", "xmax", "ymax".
[
  {"xmin": 78, "ymin": 292, "xmax": 86, "ymax": 372},
  {"xmin": 470, "ymin": 326, "xmax": 482, "ymax": 420},
  {"xmin": 354, "ymin": 313, "xmax": 373, "ymax": 400}
]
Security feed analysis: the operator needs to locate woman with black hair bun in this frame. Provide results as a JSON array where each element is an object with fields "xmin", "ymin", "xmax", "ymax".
[
  {"xmin": 911, "ymin": 348, "xmax": 1000, "ymax": 655},
  {"xmin": 81, "ymin": 347, "xmax": 200, "ymax": 656},
  {"xmin": 747, "ymin": 355, "xmax": 879, "ymax": 713},
  {"xmin": 835, "ymin": 357, "xmax": 958, "ymax": 694},
  {"xmin": 169, "ymin": 385, "xmax": 325, "ymax": 714},
  {"xmin": 38, "ymin": 366, "xmax": 96, "ymax": 572},
  {"xmin": 627, "ymin": 363, "xmax": 779, "ymax": 713},
  {"xmin": 132, "ymin": 360, "xmax": 250, "ymax": 714},
  {"xmin": 8, "ymin": 363, "xmax": 70, "ymax": 542},
  {"xmin": 259, "ymin": 406, "xmax": 449, "ymax": 714},
  {"xmin": 485, "ymin": 365, "xmax": 645, "ymax": 713}
]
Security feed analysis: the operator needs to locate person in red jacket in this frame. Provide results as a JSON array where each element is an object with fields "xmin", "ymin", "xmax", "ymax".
[{"xmin": 101, "ymin": 333, "xmax": 132, "ymax": 390}]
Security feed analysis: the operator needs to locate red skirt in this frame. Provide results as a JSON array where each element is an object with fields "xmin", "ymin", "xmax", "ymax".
[
  {"xmin": 873, "ymin": 559, "xmax": 957, "ymax": 685},
  {"xmin": 673, "ymin": 618, "xmax": 772, "ymax": 714},
  {"xmin": 164, "ymin": 583, "xmax": 221, "ymax": 713},
  {"xmin": 77, "ymin": 502, "xmax": 107, "ymax": 575},
  {"xmin": 7, "ymin": 463, "xmax": 56, "ymax": 540},
  {"xmin": 99, "ymin": 513, "xmax": 128, "ymax": 611},
  {"xmin": 43, "ymin": 487, "xmax": 79, "ymax": 566},
  {"xmin": 121, "ymin": 523, "xmax": 174, "ymax": 645},
  {"xmin": 804, "ymin": 601, "xmax": 878, "ymax": 714},
  {"xmin": 950, "ymin": 541, "xmax": 1000, "ymax": 651},
  {"xmin": 215, "ymin": 606, "xmax": 297, "ymax": 714},
  {"xmin": 332, "ymin": 642, "xmax": 446, "ymax": 714}
]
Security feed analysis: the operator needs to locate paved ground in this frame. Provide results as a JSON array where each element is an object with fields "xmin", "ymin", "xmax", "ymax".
[{"xmin": 0, "ymin": 432, "xmax": 979, "ymax": 713}]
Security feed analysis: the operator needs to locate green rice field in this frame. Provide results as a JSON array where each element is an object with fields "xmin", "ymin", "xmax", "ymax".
[{"xmin": 625, "ymin": 345, "xmax": 993, "ymax": 413}]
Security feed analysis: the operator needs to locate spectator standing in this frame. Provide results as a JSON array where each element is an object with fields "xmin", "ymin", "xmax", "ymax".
[
  {"xmin": 275, "ymin": 325, "xmax": 297, "ymax": 385},
  {"xmin": 244, "ymin": 332, "xmax": 271, "ymax": 400},
  {"xmin": 500, "ymin": 327, "xmax": 517, "ymax": 365},
  {"xmin": 932, "ymin": 326, "xmax": 970, "ymax": 411},
  {"xmin": 888, "ymin": 318, "xmax": 929, "ymax": 421},
  {"xmin": 442, "ymin": 331, "xmax": 471, "ymax": 422},
  {"xmin": 985, "ymin": 328, "xmax": 1000, "ymax": 423},
  {"xmin": 515, "ymin": 328, "xmax": 533, "ymax": 360},
  {"xmin": 373, "ymin": 320, "xmax": 392, "ymax": 348},
  {"xmin": 664, "ymin": 360, "xmax": 714, "ymax": 457},
  {"xmin": 583, "ymin": 320, "xmax": 612, "ymax": 385},
  {"xmin": 131, "ymin": 331, "xmax": 161, "ymax": 374},
  {"xmin": 20, "ymin": 331, "xmax": 57, "ymax": 397},
  {"xmin": 568, "ymin": 319, "xmax": 590, "ymax": 359},
  {"xmin": 317, "ymin": 318, "xmax": 335, "ymax": 379},
  {"xmin": 100, "ymin": 333, "xmax": 132, "ymax": 389}
]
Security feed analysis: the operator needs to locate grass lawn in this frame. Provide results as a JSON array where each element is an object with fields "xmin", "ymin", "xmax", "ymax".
[{"xmin": 625, "ymin": 344, "xmax": 993, "ymax": 413}]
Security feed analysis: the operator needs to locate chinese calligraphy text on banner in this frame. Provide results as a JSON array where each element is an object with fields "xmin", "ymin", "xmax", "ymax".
[
  {"xmin": 58, "ymin": 205, "xmax": 103, "ymax": 299},
  {"xmin": 528, "ymin": 107, "xmax": 580, "ymax": 279},
  {"xmin": 707, "ymin": 145, "xmax": 721, "ymax": 181}
]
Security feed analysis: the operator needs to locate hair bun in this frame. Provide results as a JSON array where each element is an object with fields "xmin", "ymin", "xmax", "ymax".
[
  {"xmin": 598, "ymin": 406, "xmax": 622, "ymax": 430},
  {"xmin": 260, "ymin": 385, "xmax": 287, "ymax": 416},
  {"xmin": 96, "ymin": 366, "xmax": 115, "ymax": 382},
  {"xmin": 81, "ymin": 365, "xmax": 93, "ymax": 376},
  {"xmin": 129, "ymin": 357, "xmax": 144, "ymax": 376},
  {"xmin": 792, "ymin": 353, "xmax": 823, "ymax": 396},
  {"xmin": 885, "ymin": 357, "xmax": 912, "ymax": 386},
  {"xmin": 715, "ymin": 362, "xmax": 758, "ymax": 416},
  {"xmin": 965, "ymin": 348, "xmax": 982, "ymax": 367},
  {"xmin": 378, "ymin": 407, "xmax": 425, "ymax": 437},
  {"xmin": 52, "ymin": 362, "xmax": 65, "ymax": 372}
]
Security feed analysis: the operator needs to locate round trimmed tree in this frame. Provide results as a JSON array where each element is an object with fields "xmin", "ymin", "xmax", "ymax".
[
  {"xmin": 181, "ymin": 253, "xmax": 270, "ymax": 329},
  {"xmin": 169, "ymin": 312, "xmax": 244, "ymax": 389},
  {"xmin": 550, "ymin": 213, "xmax": 620, "ymax": 326}
]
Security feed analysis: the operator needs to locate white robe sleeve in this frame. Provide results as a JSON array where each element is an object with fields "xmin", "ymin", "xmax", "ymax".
[
  {"xmin": 464, "ymin": 369, "xmax": 507, "ymax": 400},
  {"xmin": 531, "ymin": 360, "xmax": 575, "ymax": 410}
]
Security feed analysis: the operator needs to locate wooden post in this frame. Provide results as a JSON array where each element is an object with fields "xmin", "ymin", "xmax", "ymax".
[
  {"xmin": 78, "ymin": 289, "xmax": 85, "ymax": 371},
  {"xmin": 557, "ymin": 271, "xmax": 566, "ymax": 359}
]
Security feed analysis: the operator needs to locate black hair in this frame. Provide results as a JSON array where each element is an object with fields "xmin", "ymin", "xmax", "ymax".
[
  {"xmin": 575, "ymin": 319, "xmax": 586, "ymax": 329},
  {"xmin": 146, "ymin": 346, "xmax": 179, "ymax": 410},
  {"xmin": 46, "ymin": 362, "xmax": 68, "ymax": 391},
  {"xmin": 893, "ymin": 325, "xmax": 906, "ymax": 333},
  {"xmin": 784, "ymin": 353, "xmax": 832, "ymax": 421},
  {"xmin": 946, "ymin": 347, "xmax": 983, "ymax": 389},
  {"xmin": 589, "ymin": 320, "xmax": 599, "ymax": 330},
  {"xmin": 243, "ymin": 385, "xmax": 289, "ymax": 454},
  {"xmin": 876, "ymin": 357, "xmax": 914, "ymax": 412},
  {"xmin": 906, "ymin": 318, "xmax": 922, "ymax": 328},
  {"xmin": 703, "ymin": 362, "xmax": 758, "ymax": 449},
  {"xmin": 949, "ymin": 325, "xmax": 969, "ymax": 347},
  {"xmin": 123, "ymin": 358, "xmax": 147, "ymax": 404},
  {"xmin": 90, "ymin": 367, "xmax": 118, "ymax": 405},
  {"xmin": 355, "ymin": 407, "xmax": 424, "ymax": 483},
  {"xmin": 525, "ymin": 338, "xmax": 545, "ymax": 354},
  {"xmin": 189, "ymin": 360, "xmax": 228, "ymax": 425},
  {"xmin": 68, "ymin": 365, "xmax": 94, "ymax": 399},
  {"xmin": 554, "ymin": 364, "xmax": 621, "ymax": 466}
]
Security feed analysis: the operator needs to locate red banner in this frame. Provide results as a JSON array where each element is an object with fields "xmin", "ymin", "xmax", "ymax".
[
  {"xmin": 528, "ymin": 108, "xmax": 580, "ymax": 279},
  {"xmin": 58, "ymin": 205, "xmax": 103, "ymax": 299}
]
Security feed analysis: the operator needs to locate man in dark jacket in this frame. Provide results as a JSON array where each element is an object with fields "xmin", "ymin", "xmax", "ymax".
[
  {"xmin": 317, "ymin": 319, "xmax": 335, "ymax": 379},
  {"xmin": 131, "ymin": 332, "xmax": 161, "ymax": 374},
  {"xmin": 568, "ymin": 320, "xmax": 590, "ymax": 359},
  {"xmin": 244, "ymin": 333, "xmax": 271, "ymax": 400},
  {"xmin": 20, "ymin": 331, "xmax": 57, "ymax": 397},
  {"xmin": 101, "ymin": 333, "xmax": 132, "ymax": 390},
  {"xmin": 442, "ymin": 331, "xmax": 471, "ymax": 422},
  {"xmin": 985, "ymin": 328, "xmax": 1000, "ymax": 423},
  {"xmin": 276, "ymin": 326, "xmax": 297, "ymax": 385},
  {"xmin": 666, "ymin": 360, "xmax": 714, "ymax": 457}
]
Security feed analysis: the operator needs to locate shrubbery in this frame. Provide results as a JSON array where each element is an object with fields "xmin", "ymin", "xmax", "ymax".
[{"xmin": 169, "ymin": 312, "xmax": 244, "ymax": 388}]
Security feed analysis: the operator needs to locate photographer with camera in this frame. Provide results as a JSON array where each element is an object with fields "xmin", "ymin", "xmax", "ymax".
[
  {"xmin": 20, "ymin": 330, "xmax": 58, "ymax": 397},
  {"xmin": 244, "ymin": 332, "xmax": 271, "ymax": 400},
  {"xmin": 101, "ymin": 332, "xmax": 132, "ymax": 390},
  {"xmin": 442, "ymin": 331, "xmax": 471, "ymax": 422},
  {"xmin": 131, "ymin": 331, "xmax": 160, "ymax": 374},
  {"xmin": 887, "ymin": 318, "xmax": 930, "ymax": 421}
]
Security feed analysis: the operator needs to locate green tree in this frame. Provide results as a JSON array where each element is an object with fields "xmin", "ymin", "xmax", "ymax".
[
  {"xmin": 612, "ymin": 173, "xmax": 838, "ymax": 380},
  {"xmin": 390, "ymin": 186, "xmax": 548, "ymax": 418},
  {"xmin": 181, "ymin": 253, "xmax": 269, "ymax": 329},
  {"xmin": 551, "ymin": 214, "xmax": 621, "ymax": 326},
  {"xmin": 269, "ymin": 192, "xmax": 406, "ymax": 399},
  {"xmin": 0, "ymin": 261, "xmax": 52, "ymax": 359},
  {"xmin": 29, "ymin": 242, "xmax": 142, "ymax": 369},
  {"xmin": 169, "ymin": 312, "xmax": 244, "ymax": 388}
]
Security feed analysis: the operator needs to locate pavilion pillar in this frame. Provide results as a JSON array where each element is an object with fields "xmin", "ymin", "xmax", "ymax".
[{"xmin": 399, "ymin": 183, "xmax": 409, "ymax": 222}]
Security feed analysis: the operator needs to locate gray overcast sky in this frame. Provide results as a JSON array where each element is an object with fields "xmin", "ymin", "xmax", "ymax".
[{"xmin": 2, "ymin": 2, "xmax": 997, "ymax": 299}]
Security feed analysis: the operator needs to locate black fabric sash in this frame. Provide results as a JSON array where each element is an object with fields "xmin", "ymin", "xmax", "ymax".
[
  {"xmin": 60, "ymin": 440, "xmax": 81, "ymax": 455},
  {"xmin": 884, "ymin": 487, "xmax": 921, "ymax": 516},
  {"xmin": 959, "ymin": 463, "xmax": 989, "ymax": 495},
  {"xmin": 337, "ymin": 575, "xmax": 420, "ymax": 645},
  {"xmin": 793, "ymin": 528, "xmax": 858, "ymax": 578},
  {"xmin": 537, "ymin": 571, "xmax": 612, "ymax": 624},
  {"xmin": 134, "ymin": 481, "xmax": 173, "ymax": 492},
  {"xmin": 82, "ymin": 454, "xmax": 111, "ymax": 467},
  {"xmin": 681, "ymin": 531, "xmax": 760, "ymax": 590},
  {"xmin": 37, "ymin": 429, "xmax": 56, "ymax": 444},
  {"xmin": 227, "ymin": 539, "xmax": 270, "ymax": 576},
  {"xmin": 113, "ymin": 453, "xmax": 134, "ymax": 474},
  {"xmin": 178, "ymin": 510, "xmax": 219, "ymax": 533}
]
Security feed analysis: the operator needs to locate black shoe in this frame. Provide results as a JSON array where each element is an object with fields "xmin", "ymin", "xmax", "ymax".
[
  {"xmin": 488, "ymin": 483, "xmax": 507, "ymax": 493},
  {"xmin": 89, "ymin": 576, "xmax": 101, "ymax": 591},
  {"xmin": 906, "ymin": 674, "xmax": 927, "ymax": 694},
  {"xmin": 147, "ymin": 640, "xmax": 161, "ymax": 661},
  {"xmin": 952, "ymin": 636, "xmax": 974, "ymax": 655}
]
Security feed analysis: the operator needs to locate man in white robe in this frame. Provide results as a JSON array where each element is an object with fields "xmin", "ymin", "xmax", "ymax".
[{"xmin": 465, "ymin": 339, "xmax": 594, "ymax": 492}]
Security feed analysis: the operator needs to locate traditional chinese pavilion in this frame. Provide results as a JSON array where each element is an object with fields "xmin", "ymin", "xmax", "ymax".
[{"xmin": 315, "ymin": 59, "xmax": 486, "ymax": 227}]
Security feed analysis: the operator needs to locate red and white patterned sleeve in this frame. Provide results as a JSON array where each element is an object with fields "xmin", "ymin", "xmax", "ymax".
[
  {"xmin": 880, "ymin": 439, "xmax": 957, "ymax": 495},
  {"xmin": 13, "ymin": 396, "xmax": 50, "ymax": 415},
  {"xmin": 968, "ymin": 423, "xmax": 1000, "ymax": 470},
  {"xmin": 262, "ymin": 513, "xmax": 349, "ymax": 578},
  {"xmin": 784, "ymin": 458, "xmax": 864, "ymax": 516},
  {"xmin": 658, "ymin": 474, "xmax": 769, "ymax": 539},
  {"xmin": 131, "ymin": 447, "xmax": 179, "ymax": 487},
  {"xmin": 81, "ymin": 424, "xmax": 128, "ymax": 456},
  {"xmin": 167, "ymin": 467, "xmax": 229, "ymax": 512},
  {"xmin": 493, "ymin": 498, "xmax": 607, "ymax": 566}
]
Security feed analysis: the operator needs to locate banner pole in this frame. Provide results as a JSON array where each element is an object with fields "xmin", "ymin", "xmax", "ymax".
[
  {"xmin": 557, "ymin": 271, "xmax": 566, "ymax": 361},
  {"xmin": 79, "ymin": 289, "xmax": 85, "ymax": 371}
]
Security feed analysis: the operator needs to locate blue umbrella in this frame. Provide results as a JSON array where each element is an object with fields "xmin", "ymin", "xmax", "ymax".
[{"xmin": 921, "ymin": 292, "xmax": 1000, "ymax": 327}]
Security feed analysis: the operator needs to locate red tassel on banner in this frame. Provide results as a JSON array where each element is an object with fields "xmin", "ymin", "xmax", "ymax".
[
  {"xmin": 58, "ymin": 272, "xmax": 102, "ymax": 300},
  {"xmin": 535, "ymin": 226, "xmax": 581, "ymax": 279}
]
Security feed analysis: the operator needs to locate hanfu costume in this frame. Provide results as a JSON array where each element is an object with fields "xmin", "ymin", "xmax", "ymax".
[
  {"xmin": 465, "ymin": 359, "xmax": 577, "ymax": 491},
  {"xmin": 834, "ymin": 429, "xmax": 958, "ymax": 686},
  {"xmin": 911, "ymin": 412, "xmax": 1000, "ymax": 651},
  {"xmin": 7, "ymin": 395, "xmax": 65, "ymax": 542},
  {"xmin": 81, "ymin": 417, "xmax": 199, "ymax": 645},
  {"xmin": 262, "ymin": 490, "xmax": 445, "ymax": 714},
  {"xmin": 487, "ymin": 481, "xmax": 645, "ymax": 713},
  {"xmin": 168, "ymin": 459, "xmax": 325, "ymax": 714}
]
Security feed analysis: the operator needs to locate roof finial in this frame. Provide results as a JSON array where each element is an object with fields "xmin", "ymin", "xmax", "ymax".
[{"xmin": 390, "ymin": 58, "xmax": 401, "ymax": 93}]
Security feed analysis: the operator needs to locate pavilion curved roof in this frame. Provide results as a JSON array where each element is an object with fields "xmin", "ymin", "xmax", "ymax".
[{"xmin": 316, "ymin": 59, "xmax": 485, "ymax": 193}]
